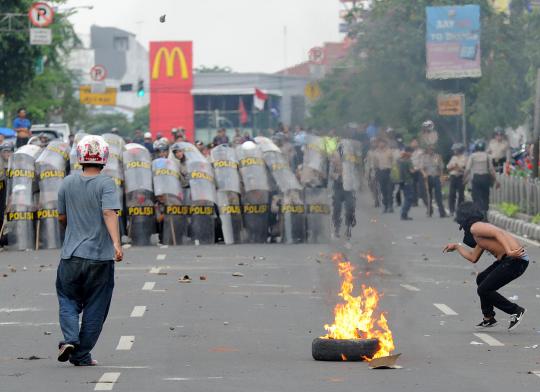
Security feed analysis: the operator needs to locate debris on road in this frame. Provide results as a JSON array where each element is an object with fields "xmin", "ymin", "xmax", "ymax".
[
  {"xmin": 232, "ymin": 272, "xmax": 244, "ymax": 277},
  {"xmin": 178, "ymin": 275, "xmax": 192, "ymax": 283}
]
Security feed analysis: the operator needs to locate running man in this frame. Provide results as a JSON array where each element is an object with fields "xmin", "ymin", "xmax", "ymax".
[
  {"xmin": 443, "ymin": 202, "xmax": 528, "ymax": 330},
  {"xmin": 56, "ymin": 135, "xmax": 123, "ymax": 366}
]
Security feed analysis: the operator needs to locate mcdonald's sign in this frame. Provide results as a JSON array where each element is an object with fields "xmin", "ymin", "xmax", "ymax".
[{"xmin": 149, "ymin": 41, "xmax": 194, "ymax": 141}]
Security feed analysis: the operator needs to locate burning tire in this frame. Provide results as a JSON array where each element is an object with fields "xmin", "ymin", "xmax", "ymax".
[{"xmin": 312, "ymin": 337, "xmax": 380, "ymax": 361}]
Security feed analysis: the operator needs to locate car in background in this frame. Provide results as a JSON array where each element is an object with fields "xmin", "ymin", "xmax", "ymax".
[{"xmin": 31, "ymin": 123, "xmax": 71, "ymax": 143}]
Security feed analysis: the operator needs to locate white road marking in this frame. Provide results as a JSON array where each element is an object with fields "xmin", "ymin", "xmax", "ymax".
[
  {"xmin": 0, "ymin": 307, "xmax": 40, "ymax": 313},
  {"xmin": 156, "ymin": 254, "xmax": 167, "ymax": 261},
  {"xmin": 400, "ymin": 284, "xmax": 420, "ymax": 292},
  {"xmin": 130, "ymin": 306, "xmax": 146, "ymax": 318},
  {"xmin": 164, "ymin": 377, "xmax": 224, "ymax": 381},
  {"xmin": 142, "ymin": 282, "xmax": 156, "ymax": 291},
  {"xmin": 433, "ymin": 303, "xmax": 458, "ymax": 316},
  {"xmin": 116, "ymin": 336, "xmax": 135, "ymax": 351},
  {"xmin": 149, "ymin": 267, "xmax": 161, "ymax": 274},
  {"xmin": 473, "ymin": 333, "xmax": 504, "ymax": 347},
  {"xmin": 95, "ymin": 372, "xmax": 121, "ymax": 391}
]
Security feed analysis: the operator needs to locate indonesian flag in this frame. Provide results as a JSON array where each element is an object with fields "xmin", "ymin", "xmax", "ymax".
[
  {"xmin": 254, "ymin": 88, "xmax": 268, "ymax": 111},
  {"xmin": 239, "ymin": 98, "xmax": 248, "ymax": 125}
]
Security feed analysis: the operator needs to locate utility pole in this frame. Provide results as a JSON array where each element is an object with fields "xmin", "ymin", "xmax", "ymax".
[{"xmin": 533, "ymin": 69, "xmax": 540, "ymax": 178}]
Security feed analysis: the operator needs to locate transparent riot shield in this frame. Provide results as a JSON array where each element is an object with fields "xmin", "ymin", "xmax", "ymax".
[
  {"xmin": 69, "ymin": 132, "xmax": 87, "ymax": 175},
  {"xmin": 256, "ymin": 137, "xmax": 304, "ymax": 244},
  {"xmin": 102, "ymin": 134, "xmax": 126, "ymax": 236},
  {"xmin": 304, "ymin": 187, "xmax": 330, "ymax": 243},
  {"xmin": 152, "ymin": 158, "xmax": 188, "ymax": 245},
  {"xmin": 341, "ymin": 139, "xmax": 362, "ymax": 192},
  {"xmin": 301, "ymin": 134, "xmax": 328, "ymax": 187},
  {"xmin": 5, "ymin": 145, "xmax": 42, "ymax": 250},
  {"xmin": 211, "ymin": 145, "xmax": 241, "ymax": 244},
  {"xmin": 236, "ymin": 142, "xmax": 270, "ymax": 243},
  {"xmin": 35, "ymin": 141, "xmax": 70, "ymax": 249},
  {"xmin": 123, "ymin": 143, "xmax": 154, "ymax": 246}
]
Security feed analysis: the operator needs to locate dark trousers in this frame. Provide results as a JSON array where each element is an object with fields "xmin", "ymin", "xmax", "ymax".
[
  {"xmin": 332, "ymin": 180, "xmax": 356, "ymax": 231},
  {"xmin": 476, "ymin": 257, "xmax": 528, "ymax": 317},
  {"xmin": 412, "ymin": 171, "xmax": 427, "ymax": 206},
  {"xmin": 401, "ymin": 182, "xmax": 414, "ymax": 218},
  {"xmin": 427, "ymin": 176, "xmax": 446, "ymax": 217},
  {"xmin": 56, "ymin": 257, "xmax": 115, "ymax": 365},
  {"xmin": 448, "ymin": 175, "xmax": 465, "ymax": 214},
  {"xmin": 472, "ymin": 174, "xmax": 491, "ymax": 216},
  {"xmin": 376, "ymin": 169, "xmax": 393, "ymax": 211}
]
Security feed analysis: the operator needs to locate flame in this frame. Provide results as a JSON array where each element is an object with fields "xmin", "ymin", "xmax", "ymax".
[
  {"xmin": 322, "ymin": 253, "xmax": 395, "ymax": 359},
  {"xmin": 359, "ymin": 251, "xmax": 380, "ymax": 264}
]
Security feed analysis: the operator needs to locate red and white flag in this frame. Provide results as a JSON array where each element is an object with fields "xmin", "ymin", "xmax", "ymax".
[{"xmin": 253, "ymin": 88, "xmax": 268, "ymax": 111}]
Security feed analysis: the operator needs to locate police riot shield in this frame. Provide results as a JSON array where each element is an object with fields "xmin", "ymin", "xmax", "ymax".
[
  {"xmin": 304, "ymin": 187, "xmax": 330, "ymax": 243},
  {"xmin": 175, "ymin": 142, "xmax": 216, "ymax": 244},
  {"xmin": 152, "ymin": 158, "xmax": 188, "ymax": 245},
  {"xmin": 102, "ymin": 134, "xmax": 126, "ymax": 235},
  {"xmin": 211, "ymin": 144, "xmax": 241, "ymax": 245},
  {"xmin": 236, "ymin": 141, "xmax": 270, "ymax": 243},
  {"xmin": 256, "ymin": 137, "xmax": 304, "ymax": 244},
  {"xmin": 123, "ymin": 143, "xmax": 154, "ymax": 246},
  {"xmin": 301, "ymin": 134, "xmax": 328, "ymax": 187},
  {"xmin": 35, "ymin": 141, "xmax": 70, "ymax": 249},
  {"xmin": 69, "ymin": 132, "xmax": 87, "ymax": 175},
  {"xmin": 341, "ymin": 139, "xmax": 362, "ymax": 192},
  {"xmin": 5, "ymin": 144, "xmax": 42, "ymax": 251}
]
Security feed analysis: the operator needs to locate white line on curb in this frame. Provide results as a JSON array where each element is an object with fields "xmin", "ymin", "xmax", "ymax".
[
  {"xmin": 142, "ymin": 282, "xmax": 156, "ymax": 291},
  {"xmin": 156, "ymin": 254, "xmax": 166, "ymax": 261},
  {"xmin": 400, "ymin": 284, "xmax": 420, "ymax": 292},
  {"xmin": 149, "ymin": 267, "xmax": 161, "ymax": 274},
  {"xmin": 116, "ymin": 336, "xmax": 135, "ymax": 351},
  {"xmin": 130, "ymin": 306, "xmax": 146, "ymax": 318},
  {"xmin": 95, "ymin": 372, "xmax": 121, "ymax": 391},
  {"xmin": 433, "ymin": 303, "xmax": 458, "ymax": 316},
  {"xmin": 473, "ymin": 333, "xmax": 504, "ymax": 347}
]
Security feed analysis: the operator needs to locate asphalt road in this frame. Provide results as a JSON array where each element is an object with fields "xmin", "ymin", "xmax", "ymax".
[{"xmin": 1, "ymin": 193, "xmax": 540, "ymax": 391}]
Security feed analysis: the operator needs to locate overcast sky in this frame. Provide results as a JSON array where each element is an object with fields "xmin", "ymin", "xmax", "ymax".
[{"xmin": 64, "ymin": 0, "xmax": 344, "ymax": 73}]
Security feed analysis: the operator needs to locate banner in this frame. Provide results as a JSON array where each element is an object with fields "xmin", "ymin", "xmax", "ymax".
[
  {"xmin": 149, "ymin": 41, "xmax": 194, "ymax": 141},
  {"xmin": 426, "ymin": 5, "xmax": 481, "ymax": 80}
]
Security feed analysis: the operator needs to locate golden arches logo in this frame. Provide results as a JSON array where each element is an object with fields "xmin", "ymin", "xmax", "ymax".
[{"xmin": 152, "ymin": 47, "xmax": 189, "ymax": 80}]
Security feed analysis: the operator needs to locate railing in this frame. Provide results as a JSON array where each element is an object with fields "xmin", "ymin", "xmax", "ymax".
[{"xmin": 491, "ymin": 173, "xmax": 540, "ymax": 216}]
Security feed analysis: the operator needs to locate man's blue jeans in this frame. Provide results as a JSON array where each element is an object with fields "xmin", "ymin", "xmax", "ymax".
[{"xmin": 56, "ymin": 257, "xmax": 114, "ymax": 365}]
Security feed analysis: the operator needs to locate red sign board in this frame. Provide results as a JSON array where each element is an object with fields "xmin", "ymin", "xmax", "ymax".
[{"xmin": 149, "ymin": 41, "xmax": 194, "ymax": 140}]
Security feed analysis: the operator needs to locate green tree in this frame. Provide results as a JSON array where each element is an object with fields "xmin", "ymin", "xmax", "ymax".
[{"xmin": 310, "ymin": 0, "xmax": 540, "ymax": 143}]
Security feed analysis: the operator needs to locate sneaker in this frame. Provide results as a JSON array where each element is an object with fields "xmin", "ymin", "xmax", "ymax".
[
  {"xmin": 57, "ymin": 343, "xmax": 75, "ymax": 362},
  {"xmin": 508, "ymin": 308, "xmax": 526, "ymax": 331},
  {"xmin": 475, "ymin": 318, "xmax": 497, "ymax": 329}
]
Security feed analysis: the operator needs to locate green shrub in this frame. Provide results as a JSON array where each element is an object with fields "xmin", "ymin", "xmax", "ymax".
[{"xmin": 498, "ymin": 203, "xmax": 520, "ymax": 218}]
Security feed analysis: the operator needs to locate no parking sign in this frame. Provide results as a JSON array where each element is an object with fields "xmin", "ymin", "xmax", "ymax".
[{"xmin": 28, "ymin": 2, "xmax": 54, "ymax": 28}]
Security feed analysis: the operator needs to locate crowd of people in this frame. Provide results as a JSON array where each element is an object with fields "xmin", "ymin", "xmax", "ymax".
[{"xmin": 365, "ymin": 120, "xmax": 509, "ymax": 221}]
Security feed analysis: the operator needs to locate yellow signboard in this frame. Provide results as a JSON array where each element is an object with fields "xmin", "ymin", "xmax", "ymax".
[
  {"xmin": 305, "ymin": 82, "xmax": 321, "ymax": 102},
  {"xmin": 79, "ymin": 86, "xmax": 117, "ymax": 106},
  {"xmin": 437, "ymin": 94, "xmax": 463, "ymax": 116}
]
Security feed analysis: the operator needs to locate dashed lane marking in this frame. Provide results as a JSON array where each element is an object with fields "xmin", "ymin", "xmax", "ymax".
[
  {"xmin": 156, "ymin": 254, "xmax": 167, "ymax": 261},
  {"xmin": 142, "ymin": 282, "xmax": 156, "ymax": 291},
  {"xmin": 473, "ymin": 333, "xmax": 504, "ymax": 347},
  {"xmin": 400, "ymin": 284, "xmax": 420, "ymax": 292},
  {"xmin": 130, "ymin": 306, "xmax": 146, "ymax": 318},
  {"xmin": 94, "ymin": 372, "xmax": 121, "ymax": 391},
  {"xmin": 433, "ymin": 303, "xmax": 458, "ymax": 316},
  {"xmin": 149, "ymin": 267, "xmax": 161, "ymax": 274},
  {"xmin": 164, "ymin": 377, "xmax": 224, "ymax": 381},
  {"xmin": 116, "ymin": 336, "xmax": 135, "ymax": 351}
]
